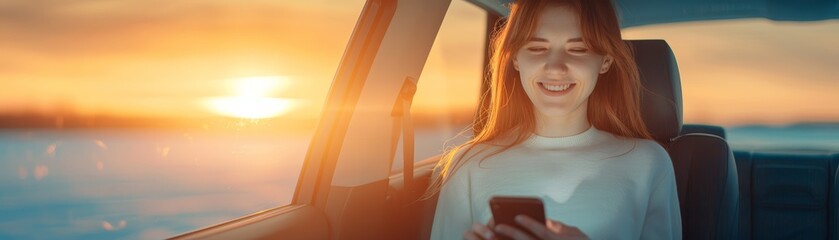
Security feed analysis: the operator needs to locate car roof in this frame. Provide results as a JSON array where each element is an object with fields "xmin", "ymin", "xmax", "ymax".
[{"xmin": 469, "ymin": 0, "xmax": 839, "ymax": 27}]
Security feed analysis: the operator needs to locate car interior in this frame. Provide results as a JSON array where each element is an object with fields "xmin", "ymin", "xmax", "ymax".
[
  {"xmin": 383, "ymin": 39, "xmax": 839, "ymax": 240},
  {"xmin": 382, "ymin": 39, "xmax": 746, "ymax": 240},
  {"xmin": 169, "ymin": 0, "xmax": 839, "ymax": 239}
]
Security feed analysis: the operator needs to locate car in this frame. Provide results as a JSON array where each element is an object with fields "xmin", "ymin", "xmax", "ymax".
[
  {"xmin": 1, "ymin": 0, "xmax": 837, "ymax": 239},
  {"xmin": 170, "ymin": 0, "xmax": 839, "ymax": 239}
]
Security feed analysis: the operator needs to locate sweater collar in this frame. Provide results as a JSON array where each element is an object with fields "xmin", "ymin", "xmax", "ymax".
[{"xmin": 522, "ymin": 126, "xmax": 606, "ymax": 150}]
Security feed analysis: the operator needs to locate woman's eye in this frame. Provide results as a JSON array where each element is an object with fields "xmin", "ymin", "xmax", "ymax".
[
  {"xmin": 527, "ymin": 47, "xmax": 547, "ymax": 53},
  {"xmin": 569, "ymin": 48, "xmax": 588, "ymax": 53}
]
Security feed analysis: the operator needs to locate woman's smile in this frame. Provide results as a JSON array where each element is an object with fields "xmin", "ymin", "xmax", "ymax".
[{"xmin": 537, "ymin": 82, "xmax": 576, "ymax": 96}]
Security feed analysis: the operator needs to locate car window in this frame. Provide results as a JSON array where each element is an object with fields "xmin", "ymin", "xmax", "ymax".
[
  {"xmin": 0, "ymin": 1, "xmax": 365, "ymax": 239},
  {"xmin": 622, "ymin": 19, "xmax": 839, "ymax": 151},
  {"xmin": 390, "ymin": 0, "xmax": 486, "ymax": 171}
]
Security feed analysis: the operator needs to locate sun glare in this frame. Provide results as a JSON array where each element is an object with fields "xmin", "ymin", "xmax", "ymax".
[{"xmin": 204, "ymin": 76, "xmax": 297, "ymax": 119}]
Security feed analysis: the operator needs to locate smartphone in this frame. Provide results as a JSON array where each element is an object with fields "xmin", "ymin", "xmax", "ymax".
[{"xmin": 489, "ymin": 196, "xmax": 546, "ymax": 240}]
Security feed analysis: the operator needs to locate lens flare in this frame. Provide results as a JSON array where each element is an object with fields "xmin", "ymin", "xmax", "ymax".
[{"xmin": 204, "ymin": 76, "xmax": 297, "ymax": 119}]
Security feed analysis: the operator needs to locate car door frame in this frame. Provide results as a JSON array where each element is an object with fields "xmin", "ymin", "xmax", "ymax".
[{"xmin": 168, "ymin": 0, "xmax": 481, "ymax": 239}]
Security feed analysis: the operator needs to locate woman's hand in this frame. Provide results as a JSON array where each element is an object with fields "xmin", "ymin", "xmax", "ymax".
[
  {"xmin": 464, "ymin": 215, "xmax": 589, "ymax": 240},
  {"xmin": 495, "ymin": 215, "xmax": 589, "ymax": 240},
  {"xmin": 463, "ymin": 219, "xmax": 497, "ymax": 240}
]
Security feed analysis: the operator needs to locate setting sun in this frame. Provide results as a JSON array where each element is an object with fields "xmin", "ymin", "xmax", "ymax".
[{"xmin": 204, "ymin": 76, "xmax": 297, "ymax": 119}]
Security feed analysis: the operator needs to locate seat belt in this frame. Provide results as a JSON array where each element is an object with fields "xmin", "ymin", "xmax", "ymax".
[{"xmin": 391, "ymin": 77, "xmax": 417, "ymax": 205}]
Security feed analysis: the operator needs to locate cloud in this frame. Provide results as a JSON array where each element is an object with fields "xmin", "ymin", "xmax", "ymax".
[
  {"xmin": 623, "ymin": 19, "xmax": 839, "ymax": 125},
  {"xmin": 0, "ymin": 1, "xmax": 365, "ymax": 119},
  {"xmin": 0, "ymin": 1, "xmax": 363, "ymax": 58}
]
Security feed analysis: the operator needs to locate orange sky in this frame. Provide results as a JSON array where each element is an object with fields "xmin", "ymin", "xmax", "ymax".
[
  {"xmin": 622, "ymin": 19, "xmax": 839, "ymax": 126},
  {"xmin": 0, "ymin": 1, "xmax": 837, "ymax": 127},
  {"xmin": 0, "ymin": 0, "xmax": 366, "ymax": 120}
]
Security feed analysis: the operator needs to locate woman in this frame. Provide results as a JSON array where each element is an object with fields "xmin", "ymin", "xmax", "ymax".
[{"xmin": 422, "ymin": 0, "xmax": 681, "ymax": 239}]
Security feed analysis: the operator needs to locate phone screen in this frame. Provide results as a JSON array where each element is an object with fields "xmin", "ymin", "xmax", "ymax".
[{"xmin": 489, "ymin": 196, "xmax": 546, "ymax": 240}]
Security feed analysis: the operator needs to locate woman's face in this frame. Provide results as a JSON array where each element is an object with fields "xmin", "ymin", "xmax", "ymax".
[{"xmin": 514, "ymin": 5, "xmax": 611, "ymax": 118}]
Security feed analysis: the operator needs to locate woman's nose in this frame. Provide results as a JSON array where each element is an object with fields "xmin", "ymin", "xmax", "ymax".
[{"xmin": 545, "ymin": 51, "xmax": 569, "ymax": 75}]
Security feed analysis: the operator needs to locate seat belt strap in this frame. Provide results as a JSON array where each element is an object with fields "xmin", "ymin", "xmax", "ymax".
[{"xmin": 391, "ymin": 77, "xmax": 417, "ymax": 204}]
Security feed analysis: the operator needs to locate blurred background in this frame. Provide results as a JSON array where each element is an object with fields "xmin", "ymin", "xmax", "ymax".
[{"xmin": 0, "ymin": 0, "xmax": 837, "ymax": 239}]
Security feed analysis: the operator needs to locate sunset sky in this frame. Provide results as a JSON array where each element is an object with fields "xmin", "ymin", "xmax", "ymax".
[
  {"xmin": 0, "ymin": 0, "xmax": 366, "ymax": 121},
  {"xmin": 0, "ymin": 0, "xmax": 837, "ymax": 127}
]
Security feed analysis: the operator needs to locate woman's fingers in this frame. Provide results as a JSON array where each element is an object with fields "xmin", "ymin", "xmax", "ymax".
[
  {"xmin": 513, "ymin": 215, "xmax": 554, "ymax": 239},
  {"xmin": 485, "ymin": 216, "xmax": 587, "ymax": 240},
  {"xmin": 463, "ymin": 231, "xmax": 484, "ymax": 240},
  {"xmin": 545, "ymin": 219, "xmax": 570, "ymax": 233},
  {"xmin": 494, "ymin": 224, "xmax": 535, "ymax": 240},
  {"xmin": 471, "ymin": 223, "xmax": 495, "ymax": 239}
]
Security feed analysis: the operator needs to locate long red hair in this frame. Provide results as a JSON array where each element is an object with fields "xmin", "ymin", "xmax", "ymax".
[{"xmin": 421, "ymin": 0, "xmax": 652, "ymax": 200}]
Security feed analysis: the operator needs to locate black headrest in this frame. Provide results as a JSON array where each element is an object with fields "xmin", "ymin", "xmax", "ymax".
[
  {"xmin": 626, "ymin": 40, "xmax": 683, "ymax": 143},
  {"xmin": 681, "ymin": 124, "xmax": 726, "ymax": 139}
]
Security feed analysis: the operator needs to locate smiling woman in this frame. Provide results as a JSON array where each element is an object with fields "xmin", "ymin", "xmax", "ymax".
[{"xmin": 203, "ymin": 76, "xmax": 298, "ymax": 119}]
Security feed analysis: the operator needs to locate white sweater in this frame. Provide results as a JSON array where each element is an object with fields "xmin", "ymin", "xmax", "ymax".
[{"xmin": 430, "ymin": 127, "xmax": 682, "ymax": 240}]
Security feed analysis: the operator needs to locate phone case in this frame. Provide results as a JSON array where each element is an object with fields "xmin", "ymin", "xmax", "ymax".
[{"xmin": 489, "ymin": 196, "xmax": 546, "ymax": 240}]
